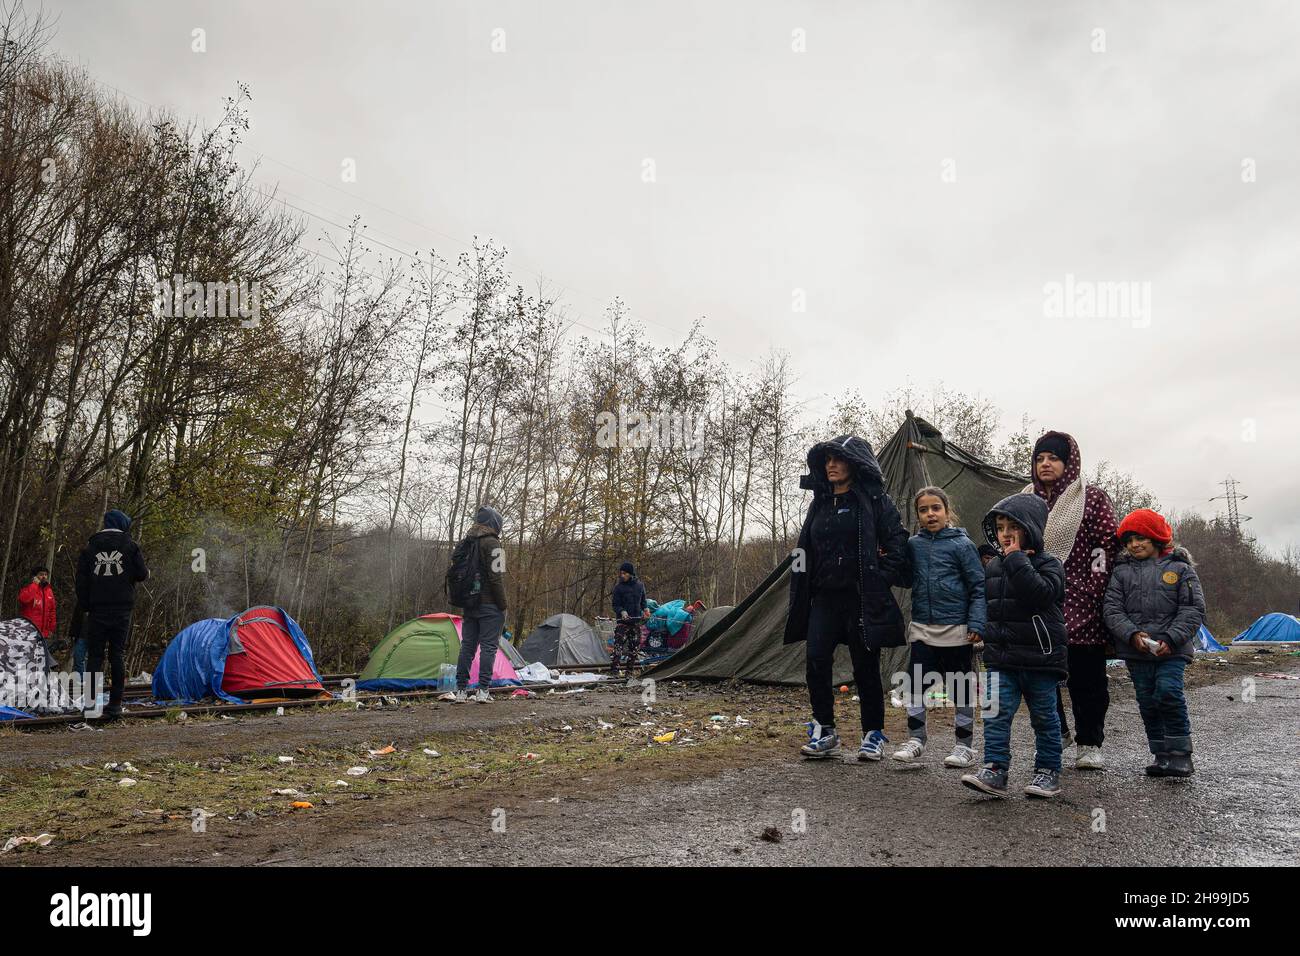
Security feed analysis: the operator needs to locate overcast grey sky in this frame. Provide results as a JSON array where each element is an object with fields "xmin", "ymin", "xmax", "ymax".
[{"xmin": 47, "ymin": 0, "xmax": 1300, "ymax": 549}]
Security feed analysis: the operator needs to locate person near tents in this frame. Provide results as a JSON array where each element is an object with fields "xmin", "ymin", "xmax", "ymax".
[
  {"xmin": 785, "ymin": 435, "xmax": 911, "ymax": 760},
  {"xmin": 610, "ymin": 561, "xmax": 648, "ymax": 677},
  {"xmin": 1027, "ymin": 431, "xmax": 1118, "ymax": 770},
  {"xmin": 892, "ymin": 487, "xmax": 985, "ymax": 768},
  {"xmin": 18, "ymin": 565, "xmax": 57, "ymax": 640},
  {"xmin": 961, "ymin": 493, "xmax": 1067, "ymax": 799},
  {"xmin": 75, "ymin": 509, "xmax": 150, "ymax": 720},
  {"xmin": 446, "ymin": 505, "xmax": 507, "ymax": 703},
  {"xmin": 1103, "ymin": 508, "xmax": 1204, "ymax": 778}
]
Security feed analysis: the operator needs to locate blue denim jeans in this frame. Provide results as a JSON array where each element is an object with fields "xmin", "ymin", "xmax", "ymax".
[
  {"xmin": 981, "ymin": 668, "xmax": 1062, "ymax": 772},
  {"xmin": 1125, "ymin": 658, "xmax": 1191, "ymax": 754}
]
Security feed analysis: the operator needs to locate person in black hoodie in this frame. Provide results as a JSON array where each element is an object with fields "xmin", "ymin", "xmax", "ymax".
[
  {"xmin": 785, "ymin": 435, "xmax": 911, "ymax": 760},
  {"xmin": 960, "ymin": 493, "xmax": 1067, "ymax": 799},
  {"xmin": 75, "ymin": 509, "xmax": 149, "ymax": 719},
  {"xmin": 610, "ymin": 561, "xmax": 648, "ymax": 677}
]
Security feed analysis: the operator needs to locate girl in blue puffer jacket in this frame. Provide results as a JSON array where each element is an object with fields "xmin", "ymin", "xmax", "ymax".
[{"xmin": 892, "ymin": 487, "xmax": 987, "ymax": 768}]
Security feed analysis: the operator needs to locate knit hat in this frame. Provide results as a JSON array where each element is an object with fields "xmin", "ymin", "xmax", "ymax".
[
  {"xmin": 474, "ymin": 505, "xmax": 503, "ymax": 534},
  {"xmin": 619, "ymin": 561, "xmax": 635, "ymax": 575},
  {"xmin": 1032, "ymin": 433, "xmax": 1071, "ymax": 463},
  {"xmin": 1117, "ymin": 508, "xmax": 1174, "ymax": 553},
  {"xmin": 104, "ymin": 509, "xmax": 132, "ymax": 531}
]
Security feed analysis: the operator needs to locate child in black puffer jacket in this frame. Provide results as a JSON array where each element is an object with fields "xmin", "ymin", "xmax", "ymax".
[
  {"xmin": 961, "ymin": 493, "xmax": 1068, "ymax": 800},
  {"xmin": 1103, "ymin": 508, "xmax": 1205, "ymax": 778}
]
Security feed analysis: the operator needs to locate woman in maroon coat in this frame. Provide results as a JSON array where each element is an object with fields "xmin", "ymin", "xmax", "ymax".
[{"xmin": 1028, "ymin": 432, "xmax": 1119, "ymax": 770}]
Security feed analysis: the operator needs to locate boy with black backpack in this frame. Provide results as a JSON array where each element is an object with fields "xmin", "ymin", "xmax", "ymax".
[{"xmin": 445, "ymin": 506, "xmax": 507, "ymax": 703}]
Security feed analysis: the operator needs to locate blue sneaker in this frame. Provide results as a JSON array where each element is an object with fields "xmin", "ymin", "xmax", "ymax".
[
  {"xmin": 800, "ymin": 721, "xmax": 841, "ymax": 758},
  {"xmin": 961, "ymin": 764, "xmax": 1009, "ymax": 797},
  {"xmin": 857, "ymin": 730, "xmax": 888, "ymax": 761}
]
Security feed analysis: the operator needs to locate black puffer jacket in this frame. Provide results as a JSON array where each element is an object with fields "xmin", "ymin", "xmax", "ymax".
[
  {"xmin": 1103, "ymin": 547, "xmax": 1205, "ymax": 662},
  {"xmin": 784, "ymin": 435, "xmax": 912, "ymax": 649},
  {"xmin": 980, "ymin": 494, "xmax": 1068, "ymax": 677}
]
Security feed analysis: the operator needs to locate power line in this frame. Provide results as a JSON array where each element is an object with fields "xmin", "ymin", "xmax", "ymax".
[{"xmin": 1209, "ymin": 476, "xmax": 1251, "ymax": 536}]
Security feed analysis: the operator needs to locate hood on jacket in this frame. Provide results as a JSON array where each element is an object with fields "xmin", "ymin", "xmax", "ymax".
[
  {"xmin": 1030, "ymin": 430, "xmax": 1082, "ymax": 506},
  {"xmin": 474, "ymin": 505, "xmax": 503, "ymax": 534},
  {"xmin": 800, "ymin": 435, "xmax": 885, "ymax": 495},
  {"xmin": 104, "ymin": 509, "xmax": 132, "ymax": 532},
  {"xmin": 983, "ymin": 493, "xmax": 1049, "ymax": 554}
]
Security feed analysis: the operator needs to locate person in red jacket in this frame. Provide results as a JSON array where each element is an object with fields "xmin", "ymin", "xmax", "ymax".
[{"xmin": 18, "ymin": 565, "xmax": 57, "ymax": 639}]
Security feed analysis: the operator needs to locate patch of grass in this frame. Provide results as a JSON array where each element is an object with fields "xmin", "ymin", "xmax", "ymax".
[{"xmin": 0, "ymin": 693, "xmax": 807, "ymax": 853}]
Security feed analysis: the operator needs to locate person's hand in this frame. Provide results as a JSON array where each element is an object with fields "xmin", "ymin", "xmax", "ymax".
[
  {"xmin": 967, "ymin": 631, "xmax": 981, "ymax": 643},
  {"xmin": 1131, "ymin": 631, "xmax": 1151, "ymax": 653},
  {"xmin": 1002, "ymin": 537, "xmax": 1021, "ymax": 554},
  {"xmin": 1152, "ymin": 639, "xmax": 1171, "ymax": 657},
  {"xmin": 642, "ymin": 608, "xmax": 650, "ymax": 619},
  {"xmin": 620, "ymin": 611, "xmax": 627, "ymax": 619}
]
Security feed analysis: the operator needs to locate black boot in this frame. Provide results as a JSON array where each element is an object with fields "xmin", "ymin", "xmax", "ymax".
[
  {"xmin": 1144, "ymin": 753, "xmax": 1170, "ymax": 777},
  {"xmin": 1164, "ymin": 752, "xmax": 1194, "ymax": 777}
]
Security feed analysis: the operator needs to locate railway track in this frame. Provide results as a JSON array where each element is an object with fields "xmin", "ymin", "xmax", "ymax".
[{"xmin": 7, "ymin": 677, "xmax": 609, "ymax": 731}]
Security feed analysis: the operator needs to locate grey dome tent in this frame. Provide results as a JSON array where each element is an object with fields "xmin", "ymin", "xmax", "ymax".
[
  {"xmin": 644, "ymin": 411, "xmax": 1028, "ymax": 686},
  {"xmin": 521, "ymin": 613, "xmax": 609, "ymax": 667}
]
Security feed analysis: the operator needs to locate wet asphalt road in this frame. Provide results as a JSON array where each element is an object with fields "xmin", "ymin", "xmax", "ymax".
[{"xmin": 299, "ymin": 660, "xmax": 1299, "ymax": 866}]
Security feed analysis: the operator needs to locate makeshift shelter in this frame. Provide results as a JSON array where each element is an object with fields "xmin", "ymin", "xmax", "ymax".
[
  {"xmin": 521, "ymin": 613, "xmax": 609, "ymax": 667},
  {"xmin": 692, "ymin": 605, "xmax": 733, "ymax": 643},
  {"xmin": 1232, "ymin": 613, "xmax": 1300, "ymax": 645},
  {"xmin": 0, "ymin": 618, "xmax": 53, "ymax": 719},
  {"xmin": 357, "ymin": 613, "xmax": 521, "ymax": 691},
  {"xmin": 645, "ymin": 412, "xmax": 1027, "ymax": 685},
  {"xmin": 153, "ymin": 606, "xmax": 326, "ymax": 704},
  {"xmin": 1195, "ymin": 625, "xmax": 1226, "ymax": 652}
]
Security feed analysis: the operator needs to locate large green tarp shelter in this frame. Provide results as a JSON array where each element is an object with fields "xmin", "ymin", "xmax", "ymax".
[{"xmin": 644, "ymin": 411, "xmax": 1027, "ymax": 686}]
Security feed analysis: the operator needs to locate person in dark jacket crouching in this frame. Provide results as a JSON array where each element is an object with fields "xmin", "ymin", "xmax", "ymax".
[
  {"xmin": 75, "ymin": 509, "xmax": 150, "ymax": 719},
  {"xmin": 785, "ymin": 436, "xmax": 911, "ymax": 761},
  {"xmin": 961, "ymin": 493, "xmax": 1067, "ymax": 799},
  {"xmin": 610, "ymin": 561, "xmax": 648, "ymax": 677},
  {"xmin": 1103, "ymin": 509, "xmax": 1204, "ymax": 778}
]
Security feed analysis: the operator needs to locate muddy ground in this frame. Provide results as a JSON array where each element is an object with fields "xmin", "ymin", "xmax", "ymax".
[{"xmin": 1, "ymin": 652, "xmax": 1296, "ymax": 866}]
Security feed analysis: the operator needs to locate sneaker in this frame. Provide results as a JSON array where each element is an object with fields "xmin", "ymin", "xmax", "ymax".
[
  {"xmin": 473, "ymin": 689, "xmax": 493, "ymax": 703},
  {"xmin": 961, "ymin": 764, "xmax": 1008, "ymax": 797},
  {"xmin": 1075, "ymin": 745, "xmax": 1105, "ymax": 770},
  {"xmin": 857, "ymin": 730, "xmax": 889, "ymax": 761},
  {"xmin": 1024, "ymin": 768, "xmax": 1062, "ymax": 798},
  {"xmin": 891, "ymin": 737, "xmax": 926, "ymax": 762},
  {"xmin": 800, "ymin": 722, "xmax": 841, "ymax": 758},
  {"xmin": 451, "ymin": 689, "xmax": 469, "ymax": 703},
  {"xmin": 1164, "ymin": 752, "xmax": 1194, "ymax": 777},
  {"xmin": 944, "ymin": 744, "xmax": 977, "ymax": 768},
  {"xmin": 1144, "ymin": 753, "xmax": 1170, "ymax": 777}
]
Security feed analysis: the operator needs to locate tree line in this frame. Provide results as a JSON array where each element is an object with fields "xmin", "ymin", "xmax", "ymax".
[{"xmin": 1, "ymin": 7, "xmax": 1292, "ymax": 673}]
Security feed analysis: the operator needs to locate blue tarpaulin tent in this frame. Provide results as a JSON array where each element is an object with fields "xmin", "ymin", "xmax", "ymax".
[
  {"xmin": 1195, "ymin": 625, "xmax": 1226, "ymax": 652},
  {"xmin": 0, "ymin": 705, "xmax": 33, "ymax": 721},
  {"xmin": 153, "ymin": 606, "xmax": 323, "ymax": 704},
  {"xmin": 1232, "ymin": 613, "xmax": 1300, "ymax": 644}
]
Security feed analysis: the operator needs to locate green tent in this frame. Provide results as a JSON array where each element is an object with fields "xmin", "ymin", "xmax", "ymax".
[
  {"xmin": 357, "ymin": 613, "xmax": 525, "ymax": 691},
  {"xmin": 645, "ymin": 411, "xmax": 1027, "ymax": 686}
]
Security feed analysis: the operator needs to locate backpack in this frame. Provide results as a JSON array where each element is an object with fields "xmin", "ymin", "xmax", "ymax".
[{"xmin": 445, "ymin": 536, "xmax": 483, "ymax": 609}]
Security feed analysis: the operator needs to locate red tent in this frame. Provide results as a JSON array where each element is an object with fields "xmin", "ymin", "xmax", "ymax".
[{"xmin": 221, "ymin": 607, "xmax": 325, "ymax": 699}]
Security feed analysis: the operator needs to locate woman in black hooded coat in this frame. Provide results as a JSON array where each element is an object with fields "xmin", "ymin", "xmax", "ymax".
[{"xmin": 785, "ymin": 435, "xmax": 912, "ymax": 759}]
